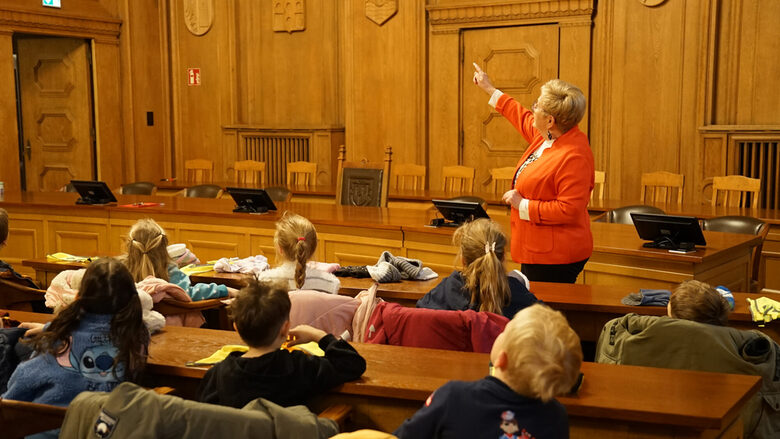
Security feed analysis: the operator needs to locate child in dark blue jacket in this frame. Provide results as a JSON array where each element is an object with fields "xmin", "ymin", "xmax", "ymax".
[{"xmin": 395, "ymin": 304, "xmax": 582, "ymax": 439}]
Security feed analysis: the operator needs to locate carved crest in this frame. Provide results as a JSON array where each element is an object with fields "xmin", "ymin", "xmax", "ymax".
[
  {"xmin": 273, "ymin": 0, "xmax": 306, "ymax": 33},
  {"xmin": 365, "ymin": 0, "xmax": 397, "ymax": 26},
  {"xmin": 184, "ymin": 0, "xmax": 213, "ymax": 36},
  {"xmin": 348, "ymin": 179, "xmax": 374, "ymax": 206}
]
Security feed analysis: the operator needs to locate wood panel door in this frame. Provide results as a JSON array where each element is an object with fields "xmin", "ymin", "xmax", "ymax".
[
  {"xmin": 17, "ymin": 37, "xmax": 95, "ymax": 191},
  {"xmin": 462, "ymin": 26, "xmax": 559, "ymax": 190}
]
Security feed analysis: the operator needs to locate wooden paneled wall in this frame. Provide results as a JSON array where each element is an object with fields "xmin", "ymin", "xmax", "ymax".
[{"xmin": 0, "ymin": 0, "xmax": 778, "ymax": 200}]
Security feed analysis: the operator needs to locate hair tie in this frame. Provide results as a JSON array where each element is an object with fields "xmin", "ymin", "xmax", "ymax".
[
  {"xmin": 484, "ymin": 241, "xmax": 496, "ymax": 255},
  {"xmin": 297, "ymin": 237, "xmax": 305, "ymax": 241}
]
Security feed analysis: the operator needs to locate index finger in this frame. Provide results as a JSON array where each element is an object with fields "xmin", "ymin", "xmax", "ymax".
[{"xmin": 472, "ymin": 62, "xmax": 483, "ymax": 73}]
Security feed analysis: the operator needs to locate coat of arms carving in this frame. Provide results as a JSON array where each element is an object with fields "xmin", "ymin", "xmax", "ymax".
[
  {"xmin": 183, "ymin": 0, "xmax": 214, "ymax": 36},
  {"xmin": 365, "ymin": 0, "xmax": 397, "ymax": 26},
  {"xmin": 273, "ymin": 0, "xmax": 306, "ymax": 33}
]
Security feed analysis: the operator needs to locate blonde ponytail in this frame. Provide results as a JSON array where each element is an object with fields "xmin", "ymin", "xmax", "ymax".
[
  {"xmin": 454, "ymin": 219, "xmax": 510, "ymax": 314},
  {"xmin": 273, "ymin": 212, "xmax": 317, "ymax": 288},
  {"xmin": 125, "ymin": 218, "xmax": 171, "ymax": 282}
]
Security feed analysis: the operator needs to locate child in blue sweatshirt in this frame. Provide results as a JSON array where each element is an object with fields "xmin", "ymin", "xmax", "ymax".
[
  {"xmin": 3, "ymin": 258, "xmax": 149, "ymax": 406},
  {"xmin": 394, "ymin": 304, "xmax": 582, "ymax": 439},
  {"xmin": 122, "ymin": 218, "xmax": 237, "ymax": 300}
]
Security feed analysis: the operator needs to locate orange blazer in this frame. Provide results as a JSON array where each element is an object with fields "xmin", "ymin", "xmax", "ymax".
[{"xmin": 496, "ymin": 94, "xmax": 594, "ymax": 265}]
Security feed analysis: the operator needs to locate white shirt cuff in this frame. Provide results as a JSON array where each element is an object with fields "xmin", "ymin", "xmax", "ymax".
[
  {"xmin": 488, "ymin": 89, "xmax": 503, "ymax": 108},
  {"xmin": 518, "ymin": 198, "xmax": 530, "ymax": 221}
]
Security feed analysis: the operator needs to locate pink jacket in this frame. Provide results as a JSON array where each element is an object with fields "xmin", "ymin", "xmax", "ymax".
[
  {"xmin": 289, "ymin": 289, "xmax": 359, "ymax": 337},
  {"xmin": 136, "ymin": 275, "xmax": 205, "ymax": 328},
  {"xmin": 364, "ymin": 302, "xmax": 509, "ymax": 353}
]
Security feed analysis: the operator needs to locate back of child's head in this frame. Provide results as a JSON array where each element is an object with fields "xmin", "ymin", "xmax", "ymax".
[
  {"xmin": 274, "ymin": 212, "xmax": 317, "ymax": 288},
  {"xmin": 669, "ymin": 280, "xmax": 730, "ymax": 326},
  {"xmin": 454, "ymin": 218, "xmax": 510, "ymax": 314},
  {"xmin": 125, "ymin": 218, "xmax": 171, "ymax": 282},
  {"xmin": 499, "ymin": 304, "xmax": 582, "ymax": 402},
  {"xmin": 229, "ymin": 278, "xmax": 291, "ymax": 348},
  {"xmin": 32, "ymin": 258, "xmax": 149, "ymax": 380},
  {"xmin": 0, "ymin": 208, "xmax": 8, "ymax": 244}
]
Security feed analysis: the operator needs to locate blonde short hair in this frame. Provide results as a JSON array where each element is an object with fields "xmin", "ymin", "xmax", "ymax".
[
  {"xmin": 537, "ymin": 79, "xmax": 586, "ymax": 133},
  {"xmin": 500, "ymin": 304, "xmax": 582, "ymax": 402},
  {"xmin": 669, "ymin": 280, "xmax": 729, "ymax": 326},
  {"xmin": 124, "ymin": 218, "xmax": 171, "ymax": 282}
]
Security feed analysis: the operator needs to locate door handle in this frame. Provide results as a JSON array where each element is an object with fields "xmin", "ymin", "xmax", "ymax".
[{"xmin": 24, "ymin": 139, "xmax": 31, "ymax": 160}]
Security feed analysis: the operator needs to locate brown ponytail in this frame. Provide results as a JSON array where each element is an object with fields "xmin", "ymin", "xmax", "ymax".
[{"xmin": 454, "ymin": 219, "xmax": 510, "ymax": 314}]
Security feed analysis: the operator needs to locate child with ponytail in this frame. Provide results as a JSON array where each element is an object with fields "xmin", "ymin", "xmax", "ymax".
[
  {"xmin": 256, "ymin": 212, "xmax": 340, "ymax": 294},
  {"xmin": 3, "ymin": 258, "xmax": 149, "ymax": 406},
  {"xmin": 123, "ymin": 218, "xmax": 236, "ymax": 300},
  {"xmin": 417, "ymin": 218, "xmax": 537, "ymax": 318}
]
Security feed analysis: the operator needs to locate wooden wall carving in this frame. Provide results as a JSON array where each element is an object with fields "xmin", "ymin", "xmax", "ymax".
[
  {"xmin": 272, "ymin": 0, "xmax": 305, "ymax": 33},
  {"xmin": 427, "ymin": 0, "xmax": 593, "ymax": 26},
  {"xmin": 184, "ymin": 0, "xmax": 214, "ymax": 36},
  {"xmin": 365, "ymin": 0, "xmax": 396, "ymax": 26}
]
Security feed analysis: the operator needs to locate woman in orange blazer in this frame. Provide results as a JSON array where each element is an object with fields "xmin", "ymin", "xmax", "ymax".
[{"xmin": 473, "ymin": 64, "xmax": 594, "ymax": 283}]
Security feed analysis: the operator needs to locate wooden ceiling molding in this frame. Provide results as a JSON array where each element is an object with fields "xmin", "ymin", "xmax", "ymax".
[
  {"xmin": 427, "ymin": 0, "xmax": 594, "ymax": 29},
  {"xmin": 0, "ymin": 4, "xmax": 119, "ymax": 42}
]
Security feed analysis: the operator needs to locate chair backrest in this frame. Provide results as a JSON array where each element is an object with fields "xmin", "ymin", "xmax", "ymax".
[
  {"xmin": 336, "ymin": 145, "xmax": 392, "ymax": 207},
  {"xmin": 263, "ymin": 186, "xmax": 292, "ymax": 202},
  {"xmin": 183, "ymin": 184, "xmax": 223, "ymax": 199},
  {"xmin": 286, "ymin": 161, "xmax": 317, "ymax": 187},
  {"xmin": 640, "ymin": 171, "xmax": 684, "ymax": 205},
  {"xmin": 233, "ymin": 160, "xmax": 266, "ymax": 186},
  {"xmin": 605, "ymin": 204, "xmax": 666, "ymax": 225},
  {"xmin": 0, "ymin": 278, "xmax": 46, "ymax": 311},
  {"xmin": 0, "ymin": 398, "xmax": 67, "ymax": 438},
  {"xmin": 184, "ymin": 159, "xmax": 214, "ymax": 183},
  {"xmin": 442, "ymin": 165, "xmax": 475, "ymax": 192},
  {"xmin": 119, "ymin": 181, "xmax": 157, "ymax": 196},
  {"xmin": 391, "ymin": 163, "xmax": 426, "ymax": 190},
  {"xmin": 489, "ymin": 166, "xmax": 516, "ymax": 194},
  {"xmin": 701, "ymin": 215, "xmax": 768, "ymax": 292},
  {"xmin": 591, "ymin": 170, "xmax": 606, "ymax": 203},
  {"xmin": 711, "ymin": 175, "xmax": 761, "ymax": 209}
]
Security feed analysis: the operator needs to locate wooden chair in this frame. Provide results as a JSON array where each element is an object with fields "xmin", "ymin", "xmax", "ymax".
[
  {"xmin": 701, "ymin": 215, "xmax": 768, "ymax": 292},
  {"xmin": 489, "ymin": 166, "xmax": 516, "ymax": 194},
  {"xmin": 119, "ymin": 181, "xmax": 157, "ymax": 195},
  {"xmin": 184, "ymin": 159, "xmax": 214, "ymax": 183},
  {"xmin": 286, "ymin": 161, "xmax": 317, "ymax": 187},
  {"xmin": 232, "ymin": 160, "xmax": 266, "ymax": 186},
  {"xmin": 592, "ymin": 170, "xmax": 606, "ymax": 203},
  {"xmin": 442, "ymin": 165, "xmax": 475, "ymax": 192},
  {"xmin": 0, "ymin": 278, "xmax": 46, "ymax": 311},
  {"xmin": 182, "ymin": 184, "xmax": 223, "ymax": 199},
  {"xmin": 711, "ymin": 175, "xmax": 761, "ymax": 209},
  {"xmin": 391, "ymin": 163, "xmax": 426, "ymax": 190},
  {"xmin": 0, "ymin": 398, "xmax": 67, "ymax": 439},
  {"xmin": 640, "ymin": 171, "xmax": 684, "ymax": 205},
  {"xmin": 336, "ymin": 145, "xmax": 392, "ymax": 207}
]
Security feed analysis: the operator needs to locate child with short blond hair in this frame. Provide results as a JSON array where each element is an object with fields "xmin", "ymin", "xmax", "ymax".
[{"xmin": 395, "ymin": 304, "xmax": 582, "ymax": 438}]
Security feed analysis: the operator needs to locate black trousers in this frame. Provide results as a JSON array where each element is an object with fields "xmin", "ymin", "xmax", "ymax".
[{"xmin": 520, "ymin": 258, "xmax": 588, "ymax": 284}]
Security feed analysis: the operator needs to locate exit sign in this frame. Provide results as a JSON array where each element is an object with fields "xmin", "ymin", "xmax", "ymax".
[{"xmin": 42, "ymin": 0, "xmax": 61, "ymax": 8}]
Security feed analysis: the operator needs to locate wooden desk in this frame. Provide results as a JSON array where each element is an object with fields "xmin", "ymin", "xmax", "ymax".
[
  {"xmin": 0, "ymin": 309, "xmax": 761, "ymax": 437},
  {"xmin": 22, "ymin": 258, "xmax": 777, "ymax": 343},
  {"xmin": 2, "ymin": 191, "xmax": 759, "ymax": 292}
]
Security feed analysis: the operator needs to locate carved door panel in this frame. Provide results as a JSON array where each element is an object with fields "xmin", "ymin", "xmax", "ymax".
[
  {"xmin": 17, "ymin": 37, "xmax": 94, "ymax": 191},
  {"xmin": 461, "ymin": 26, "xmax": 559, "ymax": 191}
]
